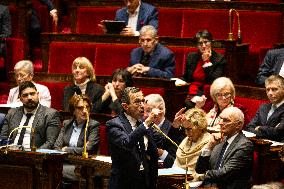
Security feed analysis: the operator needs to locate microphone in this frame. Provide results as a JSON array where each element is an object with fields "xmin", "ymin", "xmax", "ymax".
[
  {"xmin": 151, "ymin": 123, "xmax": 186, "ymax": 154},
  {"xmin": 4, "ymin": 125, "xmax": 32, "ymax": 154}
]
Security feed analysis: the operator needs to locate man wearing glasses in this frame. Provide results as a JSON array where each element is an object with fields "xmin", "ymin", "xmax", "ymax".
[
  {"xmin": 127, "ymin": 25, "xmax": 175, "ymax": 78},
  {"xmin": 106, "ymin": 87, "xmax": 159, "ymax": 189},
  {"xmin": 6, "ymin": 60, "xmax": 51, "ymax": 107},
  {"xmin": 247, "ymin": 75, "xmax": 284, "ymax": 142},
  {"xmin": 195, "ymin": 106, "xmax": 254, "ymax": 189}
]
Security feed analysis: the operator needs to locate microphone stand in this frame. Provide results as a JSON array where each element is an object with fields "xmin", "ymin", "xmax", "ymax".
[
  {"xmin": 184, "ymin": 157, "xmax": 189, "ymax": 189},
  {"xmin": 4, "ymin": 125, "xmax": 32, "ymax": 154},
  {"xmin": 228, "ymin": 9, "xmax": 242, "ymax": 44},
  {"xmin": 82, "ymin": 105, "xmax": 89, "ymax": 159}
]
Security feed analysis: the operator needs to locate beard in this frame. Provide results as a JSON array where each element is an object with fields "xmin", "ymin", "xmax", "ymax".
[{"xmin": 23, "ymin": 100, "xmax": 39, "ymax": 110}]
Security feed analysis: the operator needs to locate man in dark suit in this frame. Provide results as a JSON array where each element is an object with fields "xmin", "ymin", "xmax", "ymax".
[
  {"xmin": 115, "ymin": 0, "xmax": 158, "ymax": 36},
  {"xmin": 195, "ymin": 106, "xmax": 254, "ymax": 189},
  {"xmin": 127, "ymin": 25, "xmax": 175, "ymax": 78},
  {"xmin": 247, "ymin": 75, "xmax": 284, "ymax": 142},
  {"xmin": 106, "ymin": 87, "xmax": 158, "ymax": 189},
  {"xmin": 256, "ymin": 48, "xmax": 284, "ymax": 85},
  {"xmin": 0, "ymin": 81, "xmax": 60, "ymax": 149},
  {"xmin": 144, "ymin": 94, "xmax": 185, "ymax": 168},
  {"xmin": 0, "ymin": 4, "xmax": 11, "ymax": 56}
]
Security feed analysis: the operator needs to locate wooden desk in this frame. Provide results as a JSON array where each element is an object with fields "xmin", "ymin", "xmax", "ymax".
[
  {"xmin": 0, "ymin": 150, "xmax": 66, "ymax": 189},
  {"xmin": 66, "ymin": 155, "xmax": 111, "ymax": 189}
]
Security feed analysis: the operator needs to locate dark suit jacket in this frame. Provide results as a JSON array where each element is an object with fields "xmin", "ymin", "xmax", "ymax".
[
  {"xmin": 115, "ymin": 2, "xmax": 158, "ymax": 31},
  {"xmin": 130, "ymin": 43, "xmax": 176, "ymax": 78},
  {"xmin": 152, "ymin": 119, "xmax": 185, "ymax": 168},
  {"xmin": 246, "ymin": 103, "xmax": 284, "ymax": 142},
  {"xmin": 182, "ymin": 50, "xmax": 226, "ymax": 95},
  {"xmin": 96, "ymin": 97, "xmax": 123, "ymax": 115},
  {"xmin": 106, "ymin": 113, "xmax": 158, "ymax": 189},
  {"xmin": 195, "ymin": 133, "xmax": 254, "ymax": 189},
  {"xmin": 54, "ymin": 118, "xmax": 100, "ymax": 154},
  {"xmin": 62, "ymin": 81, "xmax": 104, "ymax": 113},
  {"xmin": 0, "ymin": 4, "xmax": 11, "ymax": 55},
  {"xmin": 256, "ymin": 48, "xmax": 284, "ymax": 85},
  {"xmin": 0, "ymin": 105, "xmax": 61, "ymax": 149}
]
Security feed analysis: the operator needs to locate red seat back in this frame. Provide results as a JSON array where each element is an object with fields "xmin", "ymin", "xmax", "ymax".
[{"xmin": 158, "ymin": 8, "xmax": 183, "ymax": 37}]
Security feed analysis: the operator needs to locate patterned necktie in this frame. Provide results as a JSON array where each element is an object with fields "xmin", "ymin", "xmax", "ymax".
[
  {"xmin": 215, "ymin": 141, "xmax": 229, "ymax": 169},
  {"xmin": 17, "ymin": 113, "xmax": 32, "ymax": 145}
]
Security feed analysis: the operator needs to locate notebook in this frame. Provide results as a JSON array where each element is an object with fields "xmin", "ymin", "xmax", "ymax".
[{"xmin": 103, "ymin": 20, "xmax": 126, "ymax": 34}]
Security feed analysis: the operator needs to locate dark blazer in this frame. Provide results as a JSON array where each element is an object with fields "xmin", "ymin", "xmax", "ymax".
[
  {"xmin": 246, "ymin": 103, "xmax": 284, "ymax": 142},
  {"xmin": 256, "ymin": 48, "xmax": 284, "ymax": 85},
  {"xmin": 62, "ymin": 81, "xmax": 104, "ymax": 113},
  {"xmin": 152, "ymin": 119, "xmax": 185, "ymax": 168},
  {"xmin": 182, "ymin": 50, "xmax": 226, "ymax": 95},
  {"xmin": 0, "ymin": 105, "xmax": 61, "ymax": 149},
  {"xmin": 106, "ymin": 113, "xmax": 158, "ymax": 189},
  {"xmin": 130, "ymin": 43, "xmax": 176, "ymax": 78},
  {"xmin": 0, "ymin": 4, "xmax": 11, "ymax": 55},
  {"xmin": 115, "ymin": 2, "xmax": 158, "ymax": 31},
  {"xmin": 96, "ymin": 97, "xmax": 123, "ymax": 115},
  {"xmin": 54, "ymin": 118, "xmax": 100, "ymax": 154},
  {"xmin": 195, "ymin": 133, "xmax": 254, "ymax": 189}
]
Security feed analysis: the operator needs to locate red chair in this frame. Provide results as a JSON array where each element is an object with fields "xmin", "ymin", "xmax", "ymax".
[
  {"xmin": 168, "ymin": 46, "xmax": 186, "ymax": 78},
  {"xmin": 158, "ymin": 8, "xmax": 183, "ymax": 37},
  {"xmin": 48, "ymin": 42, "xmax": 96, "ymax": 74},
  {"xmin": 94, "ymin": 43, "xmax": 138, "ymax": 75},
  {"xmin": 76, "ymin": 7, "xmax": 118, "ymax": 34}
]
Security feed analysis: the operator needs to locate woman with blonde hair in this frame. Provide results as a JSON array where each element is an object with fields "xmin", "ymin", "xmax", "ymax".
[
  {"xmin": 172, "ymin": 108, "xmax": 211, "ymax": 181},
  {"xmin": 62, "ymin": 57, "xmax": 104, "ymax": 113}
]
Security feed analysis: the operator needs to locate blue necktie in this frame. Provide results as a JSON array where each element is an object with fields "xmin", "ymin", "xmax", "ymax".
[{"xmin": 215, "ymin": 141, "xmax": 229, "ymax": 169}]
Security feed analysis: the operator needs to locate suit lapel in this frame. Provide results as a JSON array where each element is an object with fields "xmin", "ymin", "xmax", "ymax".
[
  {"xmin": 267, "ymin": 103, "xmax": 284, "ymax": 123},
  {"xmin": 32, "ymin": 105, "xmax": 43, "ymax": 129},
  {"xmin": 137, "ymin": 3, "xmax": 145, "ymax": 30},
  {"xmin": 222, "ymin": 133, "xmax": 242, "ymax": 162},
  {"xmin": 119, "ymin": 113, "xmax": 133, "ymax": 134},
  {"xmin": 275, "ymin": 54, "xmax": 284, "ymax": 73}
]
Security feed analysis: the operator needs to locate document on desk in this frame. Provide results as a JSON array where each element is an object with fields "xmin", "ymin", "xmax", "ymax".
[
  {"xmin": 94, "ymin": 155, "xmax": 112, "ymax": 163},
  {"xmin": 242, "ymin": 130, "xmax": 256, "ymax": 138},
  {"xmin": 36, "ymin": 149, "xmax": 67, "ymax": 154},
  {"xmin": 263, "ymin": 139, "xmax": 284, "ymax": 147},
  {"xmin": 158, "ymin": 167, "xmax": 191, "ymax": 176}
]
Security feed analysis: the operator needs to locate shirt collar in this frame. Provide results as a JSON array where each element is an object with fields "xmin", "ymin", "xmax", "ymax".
[
  {"xmin": 273, "ymin": 99, "xmax": 284, "ymax": 109},
  {"xmin": 124, "ymin": 112, "xmax": 137, "ymax": 128},
  {"xmin": 225, "ymin": 133, "xmax": 238, "ymax": 145}
]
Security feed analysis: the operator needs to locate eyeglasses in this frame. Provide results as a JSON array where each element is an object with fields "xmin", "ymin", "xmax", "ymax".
[
  {"xmin": 133, "ymin": 99, "xmax": 145, "ymax": 106},
  {"xmin": 139, "ymin": 38, "xmax": 155, "ymax": 44},
  {"xmin": 15, "ymin": 73, "xmax": 29, "ymax": 79},
  {"xmin": 216, "ymin": 92, "xmax": 231, "ymax": 99},
  {"xmin": 75, "ymin": 106, "xmax": 90, "ymax": 111},
  {"xmin": 197, "ymin": 40, "xmax": 211, "ymax": 46},
  {"xmin": 220, "ymin": 118, "xmax": 240, "ymax": 125}
]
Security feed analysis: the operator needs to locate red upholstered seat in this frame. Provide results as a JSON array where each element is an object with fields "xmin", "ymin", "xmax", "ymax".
[
  {"xmin": 158, "ymin": 8, "xmax": 183, "ymax": 37},
  {"xmin": 48, "ymin": 42, "xmax": 96, "ymax": 73},
  {"xmin": 168, "ymin": 46, "xmax": 186, "ymax": 78},
  {"xmin": 94, "ymin": 43, "xmax": 138, "ymax": 75},
  {"xmin": 37, "ymin": 81, "xmax": 71, "ymax": 111},
  {"xmin": 140, "ymin": 87, "xmax": 165, "ymax": 97},
  {"xmin": 182, "ymin": 9, "xmax": 228, "ymax": 39},
  {"xmin": 5, "ymin": 38, "xmax": 25, "ymax": 72},
  {"xmin": 234, "ymin": 96, "xmax": 268, "ymax": 124},
  {"xmin": 76, "ymin": 7, "xmax": 118, "ymax": 34}
]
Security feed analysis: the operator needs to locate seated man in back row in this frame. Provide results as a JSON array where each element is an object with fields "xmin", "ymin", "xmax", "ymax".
[
  {"xmin": 127, "ymin": 25, "xmax": 175, "ymax": 78},
  {"xmin": 0, "ymin": 81, "xmax": 60, "ymax": 149},
  {"xmin": 247, "ymin": 75, "xmax": 284, "ymax": 142}
]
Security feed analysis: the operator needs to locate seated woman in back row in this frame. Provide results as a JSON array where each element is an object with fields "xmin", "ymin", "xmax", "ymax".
[
  {"xmin": 97, "ymin": 68, "xmax": 133, "ymax": 116},
  {"xmin": 201, "ymin": 77, "xmax": 249, "ymax": 130},
  {"xmin": 182, "ymin": 30, "xmax": 226, "ymax": 109},
  {"xmin": 62, "ymin": 57, "xmax": 104, "ymax": 113}
]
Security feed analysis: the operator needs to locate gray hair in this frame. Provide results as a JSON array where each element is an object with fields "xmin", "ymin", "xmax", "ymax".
[
  {"xmin": 14, "ymin": 60, "xmax": 34, "ymax": 75},
  {"xmin": 72, "ymin": 57, "xmax": 96, "ymax": 82},
  {"xmin": 145, "ymin": 94, "xmax": 166, "ymax": 112},
  {"xmin": 140, "ymin": 25, "xmax": 157, "ymax": 38},
  {"xmin": 210, "ymin": 77, "xmax": 235, "ymax": 102}
]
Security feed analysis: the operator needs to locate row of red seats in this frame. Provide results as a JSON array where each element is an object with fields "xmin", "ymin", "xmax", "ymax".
[{"xmin": 47, "ymin": 41, "xmax": 225, "ymax": 78}]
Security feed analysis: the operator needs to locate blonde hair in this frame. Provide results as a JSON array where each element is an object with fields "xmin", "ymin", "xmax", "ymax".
[
  {"xmin": 72, "ymin": 57, "xmax": 96, "ymax": 82},
  {"xmin": 210, "ymin": 77, "xmax": 235, "ymax": 102},
  {"xmin": 184, "ymin": 108, "xmax": 207, "ymax": 130}
]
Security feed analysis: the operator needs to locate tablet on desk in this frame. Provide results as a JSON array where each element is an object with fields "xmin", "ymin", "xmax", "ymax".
[{"xmin": 103, "ymin": 20, "xmax": 126, "ymax": 34}]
